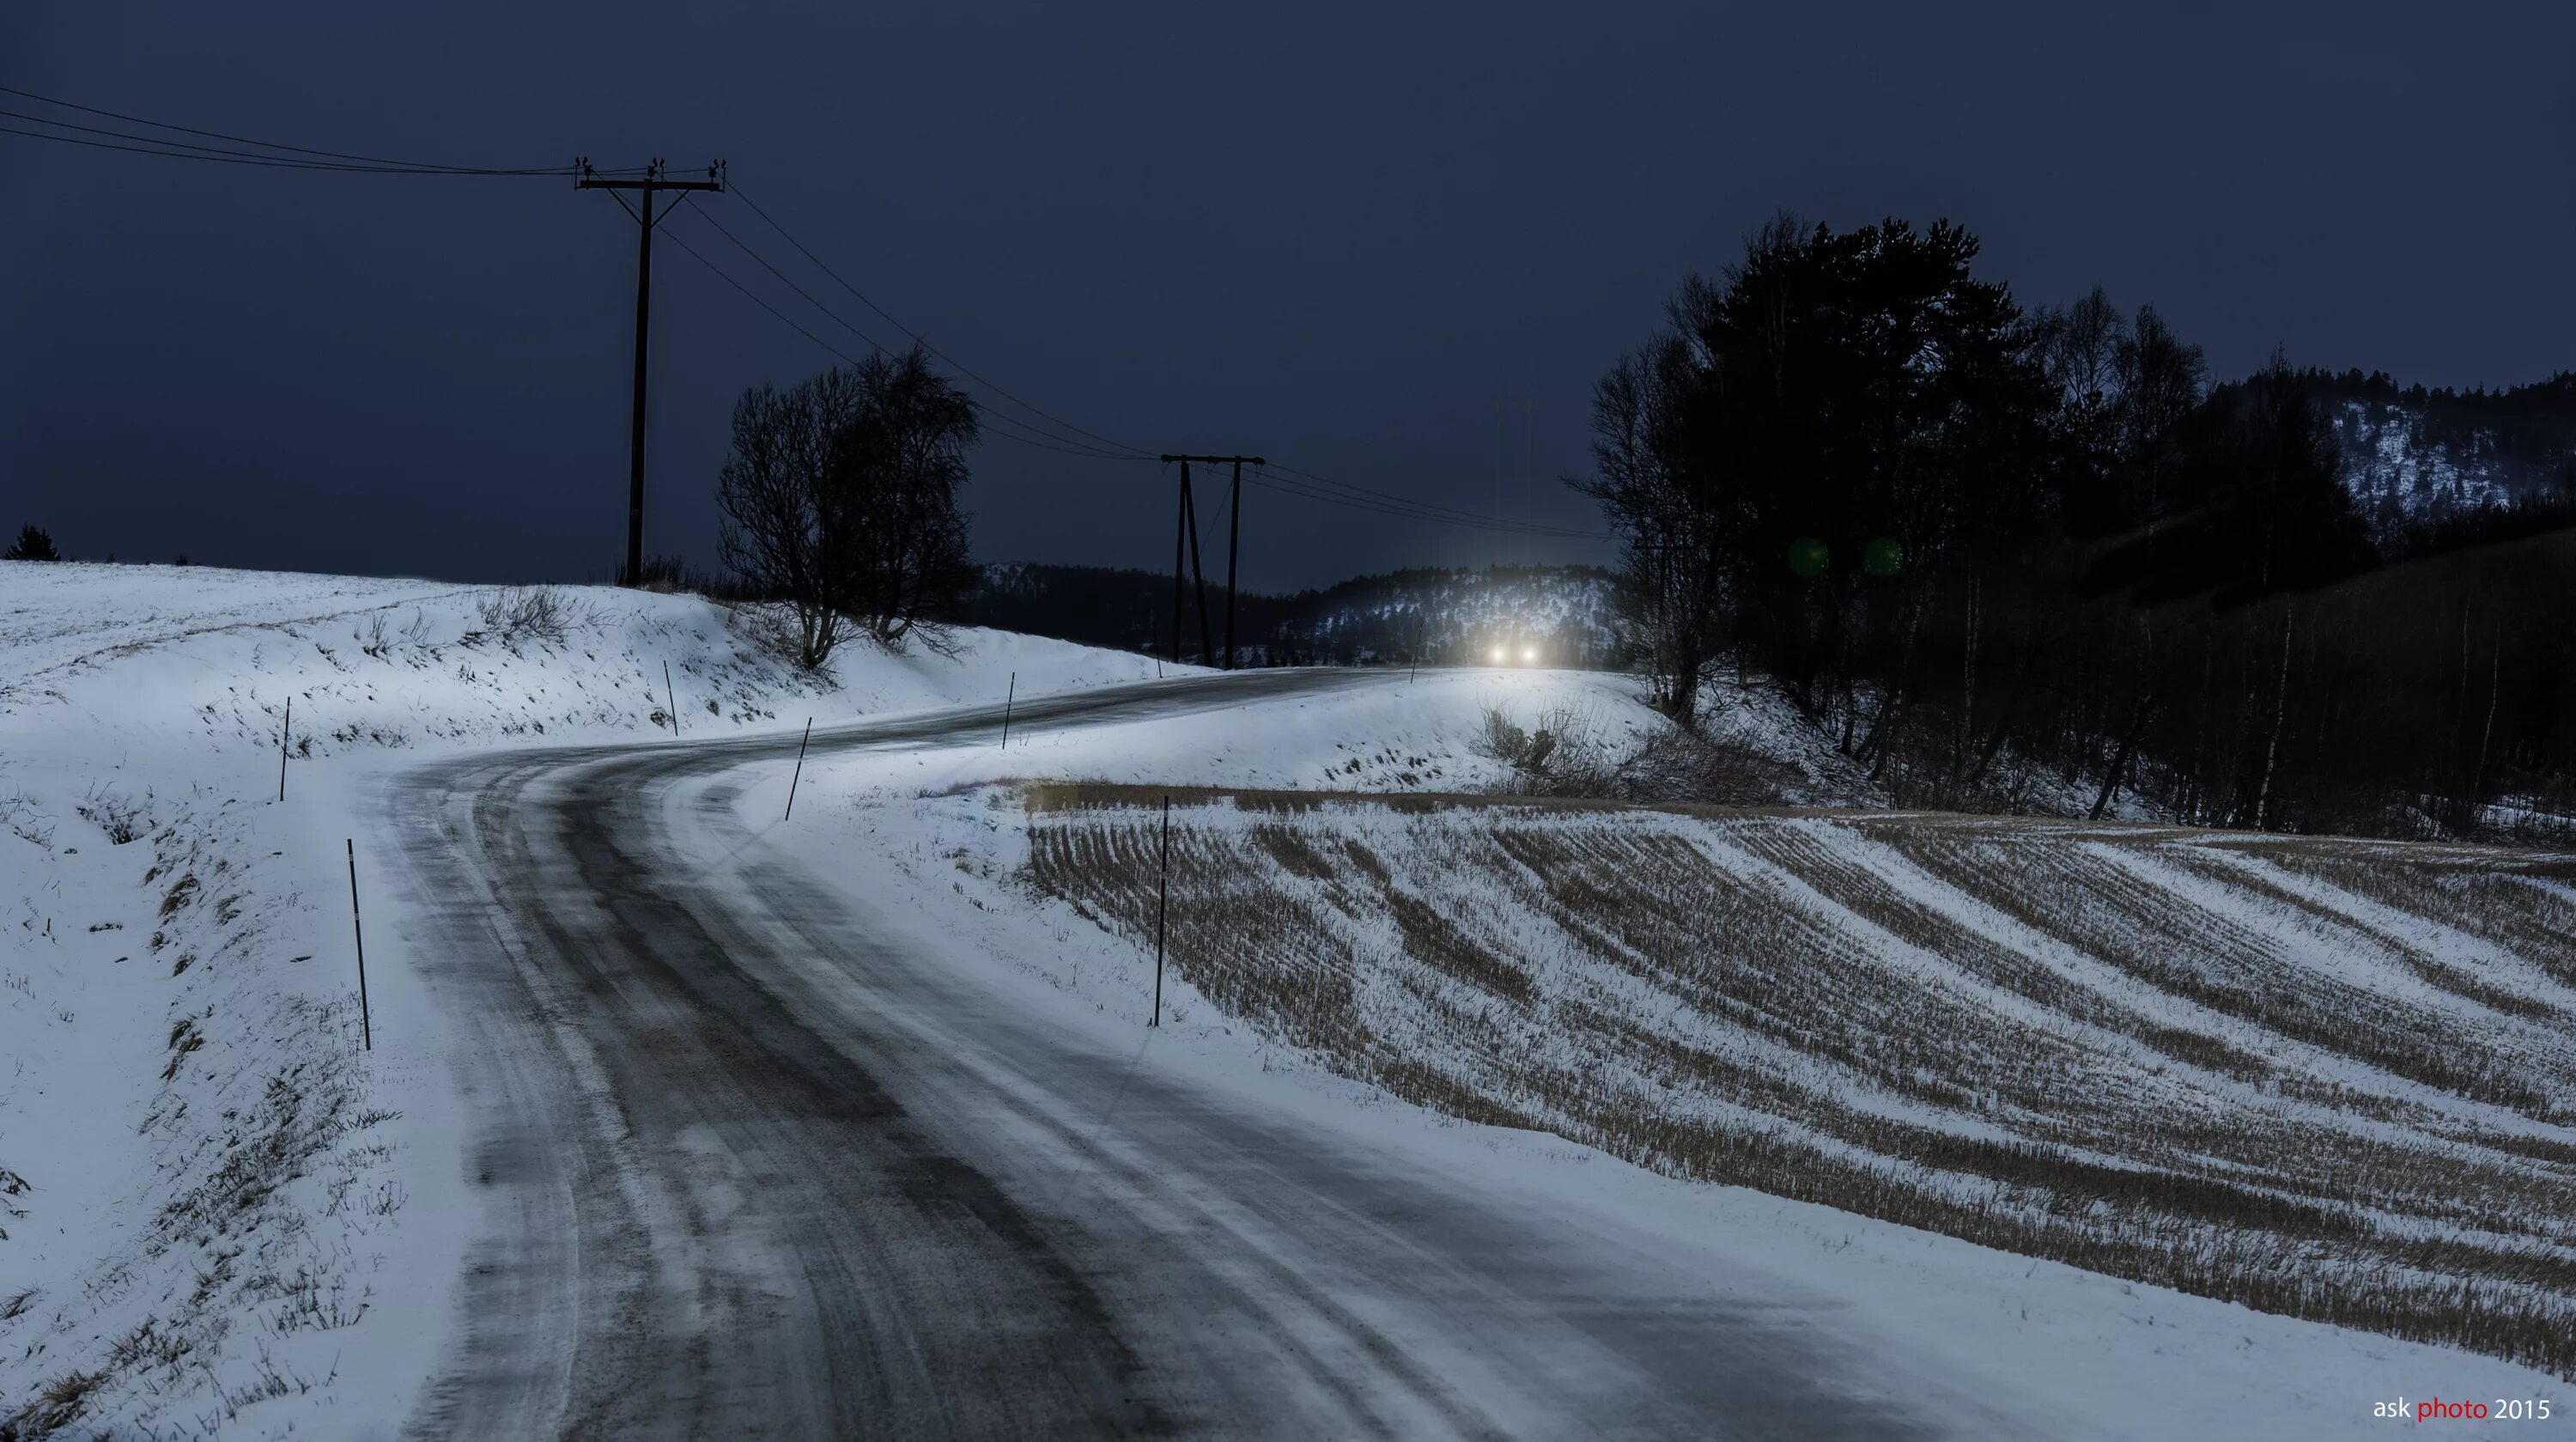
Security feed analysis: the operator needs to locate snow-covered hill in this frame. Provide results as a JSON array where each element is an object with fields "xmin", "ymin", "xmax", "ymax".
[
  {"xmin": 0, "ymin": 562, "xmax": 1176, "ymax": 1439},
  {"xmin": 2333, "ymin": 399, "xmax": 2522, "ymax": 530},
  {"xmin": 2314, "ymin": 371, "xmax": 2576, "ymax": 536}
]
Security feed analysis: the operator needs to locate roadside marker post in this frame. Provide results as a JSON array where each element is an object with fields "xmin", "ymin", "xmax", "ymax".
[
  {"xmin": 1151, "ymin": 795, "xmax": 1170, "ymax": 1027},
  {"xmin": 1000, "ymin": 672, "xmax": 1016, "ymax": 751},
  {"xmin": 664, "ymin": 661, "xmax": 680, "ymax": 735},
  {"xmin": 277, "ymin": 696, "xmax": 292, "ymax": 801},
  {"xmin": 785, "ymin": 717, "xmax": 812, "ymax": 820},
  {"xmin": 345, "ymin": 839, "xmax": 372, "ymax": 1051}
]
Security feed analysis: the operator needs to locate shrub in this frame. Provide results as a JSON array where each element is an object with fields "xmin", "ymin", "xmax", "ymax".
[{"xmin": 475, "ymin": 586, "xmax": 583, "ymax": 645}]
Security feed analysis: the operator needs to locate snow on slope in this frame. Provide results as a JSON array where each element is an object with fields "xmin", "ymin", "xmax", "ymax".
[
  {"xmin": 0, "ymin": 561, "xmax": 1177, "ymax": 1439},
  {"xmin": 20, "ymin": 558, "xmax": 2555, "ymax": 1437},
  {"xmin": 2333, "ymin": 399, "xmax": 2520, "ymax": 532}
]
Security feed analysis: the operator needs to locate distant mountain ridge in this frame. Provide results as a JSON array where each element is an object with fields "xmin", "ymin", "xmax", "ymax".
[{"xmin": 957, "ymin": 563, "xmax": 1625, "ymax": 668}]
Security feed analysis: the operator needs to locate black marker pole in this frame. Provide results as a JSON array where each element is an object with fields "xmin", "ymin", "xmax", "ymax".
[
  {"xmin": 1151, "ymin": 796, "xmax": 1170, "ymax": 1027},
  {"xmin": 785, "ymin": 718, "xmax": 812, "ymax": 820},
  {"xmin": 346, "ymin": 839, "xmax": 371, "ymax": 1051}
]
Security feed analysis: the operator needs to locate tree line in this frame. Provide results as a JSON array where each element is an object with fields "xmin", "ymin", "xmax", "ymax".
[{"xmin": 1577, "ymin": 215, "xmax": 2576, "ymax": 837}]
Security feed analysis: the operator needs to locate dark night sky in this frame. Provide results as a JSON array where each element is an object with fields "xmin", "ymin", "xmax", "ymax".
[{"xmin": 6, "ymin": 2, "xmax": 2572, "ymax": 589}]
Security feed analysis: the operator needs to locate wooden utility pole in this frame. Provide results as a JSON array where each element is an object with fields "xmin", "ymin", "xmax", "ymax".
[
  {"xmin": 1175, "ymin": 458, "xmax": 1200, "ymax": 669},
  {"xmin": 1160, "ymin": 454, "xmax": 1264, "ymax": 668},
  {"xmin": 577, "ymin": 158, "xmax": 725, "ymax": 585}
]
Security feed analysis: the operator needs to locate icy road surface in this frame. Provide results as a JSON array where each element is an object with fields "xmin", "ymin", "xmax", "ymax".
[{"xmin": 380, "ymin": 670, "xmax": 2016, "ymax": 1440}]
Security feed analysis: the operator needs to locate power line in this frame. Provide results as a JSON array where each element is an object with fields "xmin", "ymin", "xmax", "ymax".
[
  {"xmin": 687, "ymin": 208, "xmax": 899, "ymax": 356},
  {"xmin": 1245, "ymin": 470, "xmax": 1607, "ymax": 539},
  {"xmin": 2, "ymin": 85, "xmax": 1607, "ymax": 542},
  {"xmin": 0, "ymin": 83, "xmax": 571, "ymax": 174},
  {"xmin": 1257, "ymin": 462, "xmax": 1606, "ymax": 538},
  {"xmin": 671, "ymin": 208, "xmax": 1601, "ymax": 532},
  {"xmin": 0, "ymin": 108, "xmax": 581, "ymax": 174},
  {"xmin": 725, "ymin": 182, "xmax": 1157, "ymax": 459},
  {"xmin": 1262, "ymin": 459, "xmax": 1605, "ymax": 538},
  {"xmin": 0, "ymin": 121, "xmax": 573, "ymax": 173},
  {"xmin": 714, "ymin": 186, "xmax": 1607, "ymax": 538},
  {"xmin": 690, "ymin": 210, "xmax": 1143, "ymax": 459},
  {"xmin": 656, "ymin": 220, "xmax": 1155, "ymax": 463},
  {"xmin": 665, "ymin": 210, "xmax": 1148, "ymax": 461}
]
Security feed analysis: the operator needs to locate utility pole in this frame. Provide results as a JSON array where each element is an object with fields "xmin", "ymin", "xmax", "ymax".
[
  {"xmin": 1161, "ymin": 454, "xmax": 1264, "ymax": 669},
  {"xmin": 1168, "ymin": 459, "xmax": 1193, "ymax": 666},
  {"xmin": 577, "ymin": 157, "xmax": 725, "ymax": 585}
]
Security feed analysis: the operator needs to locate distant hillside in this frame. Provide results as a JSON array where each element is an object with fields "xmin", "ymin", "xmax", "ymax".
[
  {"xmin": 957, "ymin": 563, "xmax": 1625, "ymax": 668},
  {"xmin": 2306, "ymin": 368, "xmax": 2576, "ymax": 535}
]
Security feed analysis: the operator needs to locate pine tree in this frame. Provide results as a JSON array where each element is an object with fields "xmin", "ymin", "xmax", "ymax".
[{"xmin": 3, "ymin": 524, "xmax": 61, "ymax": 561}]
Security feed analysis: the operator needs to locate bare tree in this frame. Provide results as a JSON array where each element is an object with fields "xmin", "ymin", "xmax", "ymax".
[
  {"xmin": 715, "ymin": 348, "xmax": 977, "ymax": 669},
  {"xmin": 1572, "ymin": 336, "xmax": 1724, "ymax": 721},
  {"xmin": 833, "ymin": 350, "xmax": 979, "ymax": 650},
  {"xmin": 2031, "ymin": 286, "xmax": 2129, "ymax": 411},
  {"xmin": 716, "ymin": 370, "xmax": 866, "ymax": 668},
  {"xmin": 2115, "ymin": 305, "xmax": 2208, "ymax": 534}
]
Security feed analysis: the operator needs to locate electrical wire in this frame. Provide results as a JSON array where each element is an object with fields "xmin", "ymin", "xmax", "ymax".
[
  {"xmin": 1262, "ymin": 460, "xmax": 1607, "ymax": 538},
  {"xmin": 716, "ymin": 185, "xmax": 1610, "ymax": 539},
  {"xmin": 1, "ymin": 82, "xmax": 1609, "ymax": 539},
  {"xmin": 1245, "ymin": 470, "xmax": 1607, "ymax": 539},
  {"xmin": 687, "ymin": 208, "xmax": 901, "ymax": 356},
  {"xmin": 726, "ymin": 180, "xmax": 1158, "ymax": 459},
  {"xmin": 668, "ymin": 209, "xmax": 1149, "ymax": 461},
  {"xmin": 656, "ymin": 221, "xmax": 1157, "ymax": 463},
  {"xmin": 0, "ymin": 107, "xmax": 413, "ymax": 167},
  {"xmin": 0, "ymin": 83, "xmax": 572, "ymax": 174},
  {"xmin": 0, "ymin": 121, "xmax": 571, "ymax": 173}
]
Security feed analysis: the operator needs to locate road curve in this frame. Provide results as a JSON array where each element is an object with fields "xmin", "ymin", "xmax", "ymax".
[{"xmin": 377, "ymin": 670, "xmax": 2011, "ymax": 1440}]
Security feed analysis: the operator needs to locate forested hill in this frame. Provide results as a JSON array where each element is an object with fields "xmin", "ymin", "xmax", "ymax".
[
  {"xmin": 955, "ymin": 563, "xmax": 1623, "ymax": 667},
  {"xmin": 2312, "ymin": 368, "xmax": 2576, "ymax": 535}
]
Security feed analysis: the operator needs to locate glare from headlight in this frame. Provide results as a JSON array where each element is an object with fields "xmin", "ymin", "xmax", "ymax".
[
  {"xmin": 1490, "ymin": 646, "xmax": 1507, "ymax": 664},
  {"xmin": 1522, "ymin": 646, "xmax": 1538, "ymax": 664}
]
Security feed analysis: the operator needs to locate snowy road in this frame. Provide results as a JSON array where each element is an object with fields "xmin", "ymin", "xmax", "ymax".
[{"xmin": 378, "ymin": 670, "xmax": 2014, "ymax": 1440}]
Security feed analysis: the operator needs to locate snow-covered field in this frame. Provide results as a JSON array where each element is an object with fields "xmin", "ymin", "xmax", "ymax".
[
  {"xmin": 1018, "ymin": 799, "xmax": 2576, "ymax": 1370},
  {"xmin": 744, "ymin": 746, "xmax": 2576, "ymax": 1437},
  {"xmin": 4, "ymin": 558, "xmax": 2567, "ymax": 1438}
]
